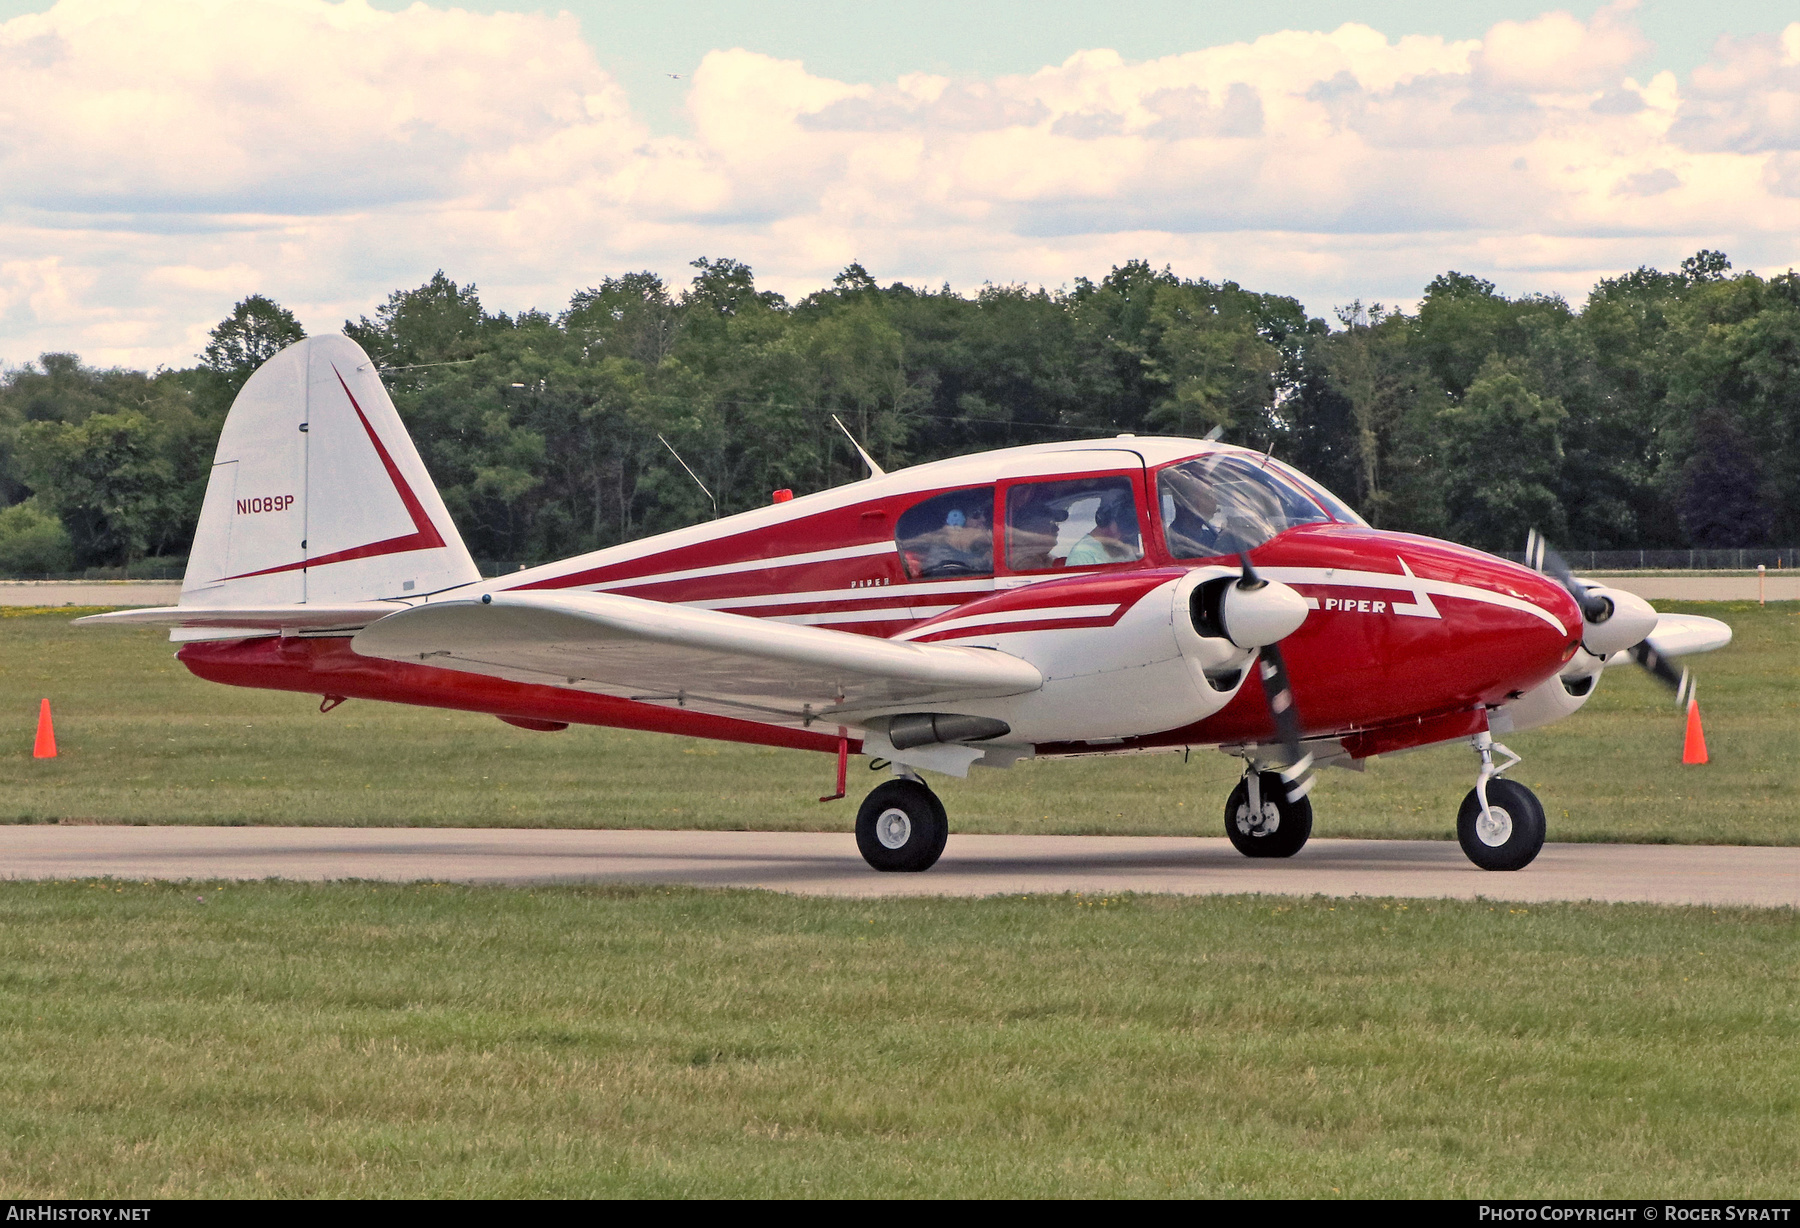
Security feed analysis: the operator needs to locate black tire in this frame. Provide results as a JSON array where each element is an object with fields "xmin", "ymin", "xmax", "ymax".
[
  {"xmin": 1224, "ymin": 771, "xmax": 1313, "ymax": 858},
  {"xmin": 856, "ymin": 779, "xmax": 949, "ymax": 872},
  {"xmin": 1456, "ymin": 778, "xmax": 1546, "ymax": 871}
]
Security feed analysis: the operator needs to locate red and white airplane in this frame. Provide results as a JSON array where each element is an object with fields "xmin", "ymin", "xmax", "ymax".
[{"xmin": 83, "ymin": 336, "xmax": 1731, "ymax": 873}]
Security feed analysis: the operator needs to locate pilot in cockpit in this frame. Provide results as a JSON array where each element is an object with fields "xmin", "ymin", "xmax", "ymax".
[
  {"xmin": 914, "ymin": 502, "xmax": 992, "ymax": 576},
  {"xmin": 1159, "ymin": 461, "xmax": 1226, "ymax": 556}
]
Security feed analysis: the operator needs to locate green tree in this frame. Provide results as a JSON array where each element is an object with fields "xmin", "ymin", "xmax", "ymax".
[
  {"xmin": 1679, "ymin": 407, "xmax": 1771, "ymax": 546},
  {"xmin": 1440, "ymin": 358, "xmax": 1568, "ymax": 551},
  {"xmin": 201, "ymin": 295, "xmax": 306, "ymax": 394},
  {"xmin": 0, "ymin": 499, "xmax": 74, "ymax": 574},
  {"xmin": 0, "ymin": 355, "xmax": 212, "ymax": 568}
]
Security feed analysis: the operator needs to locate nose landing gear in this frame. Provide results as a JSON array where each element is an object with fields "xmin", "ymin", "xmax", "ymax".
[{"xmin": 1457, "ymin": 731, "xmax": 1545, "ymax": 871}]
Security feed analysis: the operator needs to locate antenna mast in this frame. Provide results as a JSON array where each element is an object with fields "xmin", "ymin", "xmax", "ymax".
[
  {"xmin": 657, "ymin": 434, "xmax": 718, "ymax": 518},
  {"xmin": 831, "ymin": 414, "xmax": 887, "ymax": 478}
]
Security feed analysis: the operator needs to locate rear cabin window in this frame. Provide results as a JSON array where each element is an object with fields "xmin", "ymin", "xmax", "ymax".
[
  {"xmin": 1157, "ymin": 454, "xmax": 1331, "ymax": 558},
  {"xmin": 1004, "ymin": 476, "xmax": 1144, "ymax": 571},
  {"xmin": 895, "ymin": 487, "xmax": 995, "ymax": 578}
]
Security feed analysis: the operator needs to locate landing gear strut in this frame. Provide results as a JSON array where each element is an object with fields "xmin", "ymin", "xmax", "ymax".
[
  {"xmin": 1224, "ymin": 765, "xmax": 1313, "ymax": 858},
  {"xmin": 855, "ymin": 775, "xmax": 948, "ymax": 872},
  {"xmin": 1457, "ymin": 731, "xmax": 1545, "ymax": 871}
]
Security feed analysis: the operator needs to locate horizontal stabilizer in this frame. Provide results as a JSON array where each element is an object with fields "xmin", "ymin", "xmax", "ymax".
[
  {"xmin": 350, "ymin": 590, "xmax": 1043, "ymax": 726},
  {"xmin": 74, "ymin": 603, "xmax": 406, "ymax": 633}
]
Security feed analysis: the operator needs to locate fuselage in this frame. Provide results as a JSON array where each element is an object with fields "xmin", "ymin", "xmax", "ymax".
[{"xmin": 179, "ymin": 436, "xmax": 1582, "ymax": 760}]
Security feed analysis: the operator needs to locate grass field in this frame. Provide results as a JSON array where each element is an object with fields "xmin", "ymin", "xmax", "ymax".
[
  {"xmin": 2, "ymin": 601, "xmax": 1795, "ymax": 842},
  {"xmin": 0, "ymin": 881, "xmax": 1793, "ymax": 1197}
]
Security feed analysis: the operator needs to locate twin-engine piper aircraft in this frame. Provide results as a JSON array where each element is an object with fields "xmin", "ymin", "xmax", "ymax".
[{"xmin": 83, "ymin": 336, "xmax": 1731, "ymax": 873}]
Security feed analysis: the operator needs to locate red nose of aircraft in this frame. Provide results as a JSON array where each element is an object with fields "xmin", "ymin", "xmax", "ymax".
[
  {"xmin": 1366, "ymin": 531, "xmax": 1584, "ymax": 710},
  {"xmin": 1250, "ymin": 526, "xmax": 1586, "ymax": 735}
]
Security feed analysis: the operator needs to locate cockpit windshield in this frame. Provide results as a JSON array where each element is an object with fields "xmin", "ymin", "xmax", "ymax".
[
  {"xmin": 1157, "ymin": 453, "xmax": 1333, "ymax": 558},
  {"xmin": 1267, "ymin": 457, "xmax": 1367, "ymax": 527}
]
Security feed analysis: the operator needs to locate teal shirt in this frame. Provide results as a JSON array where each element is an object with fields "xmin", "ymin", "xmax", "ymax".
[{"xmin": 1066, "ymin": 535, "xmax": 1128, "ymax": 565}]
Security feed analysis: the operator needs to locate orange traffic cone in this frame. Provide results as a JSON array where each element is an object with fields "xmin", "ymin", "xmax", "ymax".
[
  {"xmin": 1681, "ymin": 696, "xmax": 1708, "ymax": 765},
  {"xmin": 32, "ymin": 698, "xmax": 56, "ymax": 759}
]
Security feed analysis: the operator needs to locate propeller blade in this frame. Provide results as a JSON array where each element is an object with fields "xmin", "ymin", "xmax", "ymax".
[
  {"xmin": 1627, "ymin": 639, "xmax": 1693, "ymax": 705},
  {"xmin": 1237, "ymin": 551, "xmax": 1314, "ymax": 800},
  {"xmin": 1256, "ymin": 643, "xmax": 1315, "ymax": 802},
  {"xmin": 1526, "ymin": 529, "xmax": 1609, "ymax": 623}
]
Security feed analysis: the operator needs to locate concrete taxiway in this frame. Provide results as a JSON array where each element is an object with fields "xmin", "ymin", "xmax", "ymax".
[{"xmin": 1, "ymin": 827, "xmax": 1794, "ymax": 908}]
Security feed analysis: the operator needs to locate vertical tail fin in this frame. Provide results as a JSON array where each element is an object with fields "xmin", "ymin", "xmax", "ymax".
[{"xmin": 182, "ymin": 335, "xmax": 478, "ymax": 607}]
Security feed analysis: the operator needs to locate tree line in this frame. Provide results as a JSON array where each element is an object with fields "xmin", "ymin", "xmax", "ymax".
[{"xmin": 0, "ymin": 250, "xmax": 1793, "ymax": 575}]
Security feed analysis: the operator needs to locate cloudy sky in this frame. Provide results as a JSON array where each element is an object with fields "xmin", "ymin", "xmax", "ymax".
[{"xmin": 2, "ymin": 0, "xmax": 1798, "ymax": 369}]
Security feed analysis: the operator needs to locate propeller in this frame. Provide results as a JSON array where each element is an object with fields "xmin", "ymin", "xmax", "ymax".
[
  {"xmin": 1527, "ymin": 529, "xmax": 1690, "ymax": 704},
  {"xmin": 1237, "ymin": 552, "xmax": 1315, "ymax": 802},
  {"xmin": 1627, "ymin": 639, "xmax": 1694, "ymax": 706},
  {"xmin": 1526, "ymin": 529, "xmax": 1609, "ymax": 623}
]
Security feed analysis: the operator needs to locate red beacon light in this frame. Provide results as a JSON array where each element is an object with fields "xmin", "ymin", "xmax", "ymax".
[{"xmin": 772, "ymin": 489, "xmax": 794, "ymax": 503}]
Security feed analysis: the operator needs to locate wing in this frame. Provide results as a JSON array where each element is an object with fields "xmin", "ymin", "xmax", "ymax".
[
  {"xmin": 1603, "ymin": 611, "xmax": 1733, "ymax": 665},
  {"xmin": 349, "ymin": 590, "xmax": 1043, "ymax": 726}
]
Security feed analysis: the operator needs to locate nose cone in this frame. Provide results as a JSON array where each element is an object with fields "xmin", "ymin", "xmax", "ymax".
[{"xmin": 1404, "ymin": 537, "xmax": 1584, "ymax": 700}]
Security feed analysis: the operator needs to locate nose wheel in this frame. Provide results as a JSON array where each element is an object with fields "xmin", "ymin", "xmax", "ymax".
[
  {"xmin": 1224, "ymin": 768, "xmax": 1313, "ymax": 858},
  {"xmin": 855, "ymin": 778, "xmax": 949, "ymax": 872},
  {"xmin": 1458, "ymin": 732, "xmax": 1545, "ymax": 870}
]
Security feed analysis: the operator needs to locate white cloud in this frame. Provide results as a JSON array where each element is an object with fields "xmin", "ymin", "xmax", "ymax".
[
  {"xmin": 1670, "ymin": 28, "xmax": 1800, "ymax": 153},
  {"xmin": 1473, "ymin": 1, "xmax": 1650, "ymax": 93},
  {"xmin": 2, "ymin": 0, "xmax": 1799, "ymax": 370}
]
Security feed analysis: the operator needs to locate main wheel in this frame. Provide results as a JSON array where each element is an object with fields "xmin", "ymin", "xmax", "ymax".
[
  {"xmin": 1224, "ymin": 771, "xmax": 1313, "ymax": 858},
  {"xmin": 856, "ymin": 779, "xmax": 949, "ymax": 872},
  {"xmin": 1456, "ymin": 778, "xmax": 1546, "ymax": 871}
]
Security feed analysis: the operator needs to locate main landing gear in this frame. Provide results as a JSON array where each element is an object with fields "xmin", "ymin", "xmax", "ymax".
[
  {"xmin": 855, "ymin": 775, "xmax": 949, "ymax": 872},
  {"xmin": 1221, "ymin": 731, "xmax": 1546, "ymax": 871},
  {"xmin": 1224, "ymin": 767, "xmax": 1314, "ymax": 858},
  {"xmin": 855, "ymin": 732, "xmax": 1548, "ymax": 875}
]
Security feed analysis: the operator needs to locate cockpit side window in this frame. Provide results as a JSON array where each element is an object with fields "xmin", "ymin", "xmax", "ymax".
[
  {"xmin": 895, "ymin": 486, "xmax": 995, "ymax": 579},
  {"xmin": 1004, "ymin": 476, "xmax": 1144, "ymax": 571},
  {"xmin": 1157, "ymin": 454, "xmax": 1331, "ymax": 558}
]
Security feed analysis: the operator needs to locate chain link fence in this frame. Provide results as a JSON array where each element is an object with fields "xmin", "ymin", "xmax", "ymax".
[{"xmin": 1492, "ymin": 548, "xmax": 1797, "ymax": 571}]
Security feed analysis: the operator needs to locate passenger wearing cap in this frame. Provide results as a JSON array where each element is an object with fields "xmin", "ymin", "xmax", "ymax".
[
  {"xmin": 1007, "ymin": 491, "xmax": 1068, "ymax": 571},
  {"xmin": 914, "ymin": 500, "xmax": 992, "ymax": 575}
]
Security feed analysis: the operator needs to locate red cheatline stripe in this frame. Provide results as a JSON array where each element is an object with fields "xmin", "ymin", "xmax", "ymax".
[
  {"xmin": 218, "ymin": 366, "xmax": 445, "ymax": 581},
  {"xmin": 909, "ymin": 616, "xmax": 1121, "ymax": 642}
]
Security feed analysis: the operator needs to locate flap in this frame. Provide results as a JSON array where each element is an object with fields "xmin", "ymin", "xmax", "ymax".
[{"xmin": 349, "ymin": 590, "xmax": 1043, "ymax": 726}]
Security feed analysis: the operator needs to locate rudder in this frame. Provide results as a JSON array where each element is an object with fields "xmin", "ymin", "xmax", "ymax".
[{"xmin": 182, "ymin": 335, "xmax": 478, "ymax": 607}]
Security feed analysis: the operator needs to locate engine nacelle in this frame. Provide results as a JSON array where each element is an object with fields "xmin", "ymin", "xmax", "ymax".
[
  {"xmin": 1576, "ymin": 585, "xmax": 1657, "ymax": 658},
  {"xmin": 1491, "ymin": 653, "xmax": 1603, "ymax": 735},
  {"xmin": 875, "ymin": 570, "xmax": 1254, "ymax": 753}
]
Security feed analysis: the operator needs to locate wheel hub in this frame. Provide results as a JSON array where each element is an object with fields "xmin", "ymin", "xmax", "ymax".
[
  {"xmin": 875, "ymin": 807, "xmax": 913, "ymax": 849},
  {"xmin": 1235, "ymin": 799, "xmax": 1280, "ymax": 837},
  {"xmin": 1476, "ymin": 804, "xmax": 1514, "ymax": 847}
]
